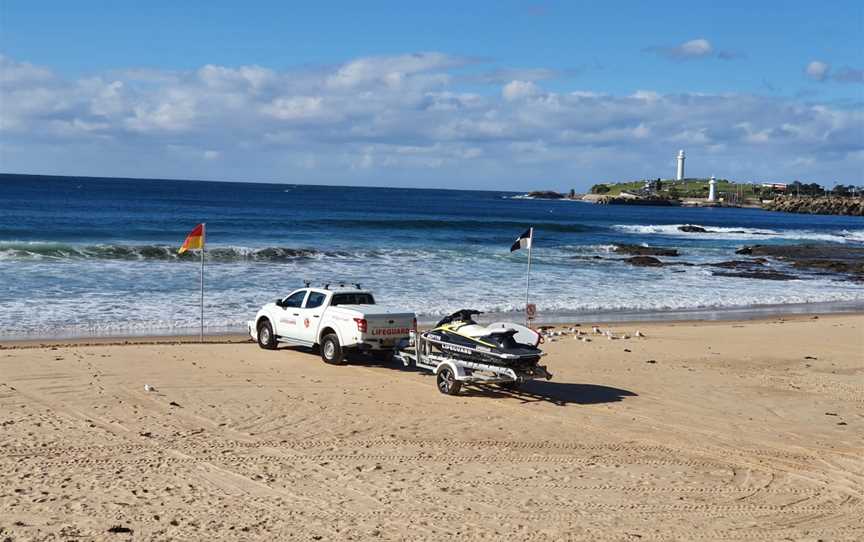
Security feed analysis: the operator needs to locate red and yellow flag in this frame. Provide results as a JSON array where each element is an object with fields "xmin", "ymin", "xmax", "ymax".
[{"xmin": 178, "ymin": 223, "xmax": 205, "ymax": 254}]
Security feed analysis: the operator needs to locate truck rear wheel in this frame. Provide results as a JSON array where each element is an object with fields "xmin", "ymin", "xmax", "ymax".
[
  {"xmin": 257, "ymin": 320, "xmax": 277, "ymax": 350},
  {"xmin": 436, "ymin": 366, "xmax": 461, "ymax": 395},
  {"xmin": 321, "ymin": 334, "xmax": 345, "ymax": 365}
]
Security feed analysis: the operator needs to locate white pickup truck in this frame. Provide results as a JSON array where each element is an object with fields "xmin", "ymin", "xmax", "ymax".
[{"xmin": 248, "ymin": 285, "xmax": 416, "ymax": 365}]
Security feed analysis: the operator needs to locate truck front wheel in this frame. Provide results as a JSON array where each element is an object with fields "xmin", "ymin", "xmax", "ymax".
[
  {"xmin": 257, "ymin": 319, "xmax": 277, "ymax": 350},
  {"xmin": 321, "ymin": 334, "xmax": 346, "ymax": 365}
]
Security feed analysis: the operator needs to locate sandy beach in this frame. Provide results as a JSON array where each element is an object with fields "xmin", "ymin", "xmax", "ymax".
[{"xmin": 1, "ymin": 314, "xmax": 862, "ymax": 541}]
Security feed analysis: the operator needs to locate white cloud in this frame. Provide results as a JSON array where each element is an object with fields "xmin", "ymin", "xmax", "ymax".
[
  {"xmin": 502, "ymin": 80, "xmax": 541, "ymax": 101},
  {"xmin": 0, "ymin": 54, "xmax": 53, "ymax": 85},
  {"xmin": 631, "ymin": 90, "xmax": 660, "ymax": 101},
  {"xmin": 644, "ymin": 38, "xmax": 742, "ymax": 61},
  {"xmin": 805, "ymin": 60, "xmax": 831, "ymax": 81},
  {"xmin": 326, "ymin": 52, "xmax": 467, "ymax": 89},
  {"xmin": 197, "ymin": 64, "xmax": 275, "ymax": 90},
  {"xmin": 471, "ymin": 67, "xmax": 563, "ymax": 84},
  {"xmin": 1, "ymin": 53, "xmax": 861, "ymax": 187},
  {"xmin": 736, "ymin": 122, "xmax": 772, "ymax": 143},
  {"xmin": 679, "ymin": 39, "xmax": 713, "ymax": 57},
  {"xmin": 125, "ymin": 88, "xmax": 199, "ymax": 132},
  {"xmin": 803, "ymin": 61, "xmax": 864, "ymax": 84},
  {"xmin": 261, "ymin": 96, "xmax": 328, "ymax": 121}
]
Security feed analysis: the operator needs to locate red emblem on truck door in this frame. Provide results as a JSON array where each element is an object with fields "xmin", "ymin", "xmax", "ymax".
[{"xmin": 304, "ymin": 318, "xmax": 310, "ymax": 328}]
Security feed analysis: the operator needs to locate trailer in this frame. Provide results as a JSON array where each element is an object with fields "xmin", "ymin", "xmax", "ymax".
[{"xmin": 393, "ymin": 331, "xmax": 552, "ymax": 396}]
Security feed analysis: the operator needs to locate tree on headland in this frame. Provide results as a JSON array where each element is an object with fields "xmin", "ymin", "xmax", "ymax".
[
  {"xmin": 591, "ymin": 184, "xmax": 610, "ymax": 194},
  {"xmin": 833, "ymin": 184, "xmax": 854, "ymax": 197},
  {"xmin": 787, "ymin": 181, "xmax": 826, "ymax": 197}
]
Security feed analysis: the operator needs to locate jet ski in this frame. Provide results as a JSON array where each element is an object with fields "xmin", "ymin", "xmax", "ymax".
[{"xmin": 422, "ymin": 309, "xmax": 544, "ymax": 368}]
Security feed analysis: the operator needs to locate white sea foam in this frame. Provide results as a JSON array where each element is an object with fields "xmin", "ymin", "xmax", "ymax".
[
  {"xmin": 612, "ymin": 224, "xmax": 864, "ymax": 243},
  {"xmin": 2, "ymin": 250, "xmax": 863, "ymax": 339},
  {"xmin": 842, "ymin": 229, "xmax": 864, "ymax": 243}
]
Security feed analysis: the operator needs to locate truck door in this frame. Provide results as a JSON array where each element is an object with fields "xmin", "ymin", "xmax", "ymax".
[
  {"xmin": 295, "ymin": 290, "xmax": 327, "ymax": 345},
  {"xmin": 275, "ymin": 289, "xmax": 308, "ymax": 339}
]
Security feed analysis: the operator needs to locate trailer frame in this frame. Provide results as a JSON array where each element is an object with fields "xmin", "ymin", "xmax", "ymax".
[{"xmin": 393, "ymin": 331, "xmax": 552, "ymax": 395}]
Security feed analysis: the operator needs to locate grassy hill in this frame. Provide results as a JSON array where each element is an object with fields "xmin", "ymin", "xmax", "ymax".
[{"xmin": 591, "ymin": 178, "xmax": 762, "ymax": 199}]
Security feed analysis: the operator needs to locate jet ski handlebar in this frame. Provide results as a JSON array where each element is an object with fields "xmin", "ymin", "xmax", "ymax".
[{"xmin": 435, "ymin": 309, "xmax": 483, "ymax": 327}]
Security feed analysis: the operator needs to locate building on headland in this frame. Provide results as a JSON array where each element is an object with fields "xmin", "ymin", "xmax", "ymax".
[
  {"xmin": 676, "ymin": 150, "xmax": 685, "ymax": 181},
  {"xmin": 708, "ymin": 176, "xmax": 717, "ymax": 202}
]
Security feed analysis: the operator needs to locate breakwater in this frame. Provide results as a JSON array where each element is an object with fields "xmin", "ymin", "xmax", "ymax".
[{"xmin": 762, "ymin": 196, "xmax": 864, "ymax": 216}]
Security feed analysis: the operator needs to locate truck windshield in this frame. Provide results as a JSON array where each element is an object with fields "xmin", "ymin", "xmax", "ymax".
[{"xmin": 331, "ymin": 293, "xmax": 375, "ymax": 305}]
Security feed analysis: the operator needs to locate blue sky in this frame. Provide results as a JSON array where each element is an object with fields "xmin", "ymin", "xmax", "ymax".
[{"xmin": 1, "ymin": 1, "xmax": 862, "ymax": 189}]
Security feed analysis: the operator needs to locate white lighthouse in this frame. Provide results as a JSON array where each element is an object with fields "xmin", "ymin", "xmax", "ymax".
[
  {"xmin": 676, "ymin": 150, "xmax": 686, "ymax": 181},
  {"xmin": 708, "ymin": 175, "xmax": 717, "ymax": 202}
]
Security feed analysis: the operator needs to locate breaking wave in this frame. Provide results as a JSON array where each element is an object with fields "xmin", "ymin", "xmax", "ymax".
[
  {"xmin": 0, "ymin": 242, "xmax": 495, "ymax": 263},
  {"xmin": 0, "ymin": 242, "xmax": 329, "ymax": 262},
  {"xmin": 612, "ymin": 224, "xmax": 864, "ymax": 243}
]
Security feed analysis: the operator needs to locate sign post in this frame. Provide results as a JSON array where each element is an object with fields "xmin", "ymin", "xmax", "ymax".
[
  {"xmin": 524, "ymin": 227, "xmax": 533, "ymax": 326},
  {"xmin": 526, "ymin": 303, "xmax": 537, "ymax": 323},
  {"xmin": 200, "ymin": 223, "xmax": 205, "ymax": 342}
]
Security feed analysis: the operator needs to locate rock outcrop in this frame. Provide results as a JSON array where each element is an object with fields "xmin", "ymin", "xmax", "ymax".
[
  {"xmin": 703, "ymin": 259, "xmax": 768, "ymax": 269},
  {"xmin": 678, "ymin": 225, "xmax": 709, "ymax": 233},
  {"xmin": 613, "ymin": 244, "xmax": 680, "ymax": 257},
  {"xmin": 711, "ymin": 270, "xmax": 798, "ymax": 281},
  {"xmin": 762, "ymin": 196, "xmax": 864, "ymax": 216},
  {"xmin": 527, "ymin": 191, "xmax": 565, "ymax": 199},
  {"xmin": 735, "ymin": 243, "xmax": 864, "ymax": 281},
  {"xmin": 678, "ymin": 225, "xmax": 768, "ymax": 235},
  {"xmin": 624, "ymin": 256, "xmax": 666, "ymax": 267}
]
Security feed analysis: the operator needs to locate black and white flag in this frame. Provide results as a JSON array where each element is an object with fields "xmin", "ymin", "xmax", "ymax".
[{"xmin": 510, "ymin": 227, "xmax": 533, "ymax": 252}]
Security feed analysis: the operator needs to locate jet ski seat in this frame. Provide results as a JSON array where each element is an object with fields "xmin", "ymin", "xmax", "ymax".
[{"xmin": 455, "ymin": 323, "xmax": 517, "ymax": 338}]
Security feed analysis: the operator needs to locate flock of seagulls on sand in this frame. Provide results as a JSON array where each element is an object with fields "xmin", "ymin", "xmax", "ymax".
[{"xmin": 539, "ymin": 326, "xmax": 646, "ymax": 343}]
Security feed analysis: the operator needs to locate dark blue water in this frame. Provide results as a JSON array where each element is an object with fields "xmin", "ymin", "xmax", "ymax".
[{"xmin": 2, "ymin": 173, "xmax": 863, "ymax": 338}]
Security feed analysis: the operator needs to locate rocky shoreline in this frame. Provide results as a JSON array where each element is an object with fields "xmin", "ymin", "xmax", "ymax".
[
  {"xmin": 589, "ymin": 242, "xmax": 864, "ymax": 282},
  {"xmin": 762, "ymin": 195, "xmax": 864, "ymax": 216}
]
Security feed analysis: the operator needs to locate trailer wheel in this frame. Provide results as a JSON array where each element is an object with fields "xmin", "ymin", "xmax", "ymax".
[
  {"xmin": 321, "ymin": 334, "xmax": 346, "ymax": 365},
  {"xmin": 257, "ymin": 320, "xmax": 277, "ymax": 350},
  {"xmin": 436, "ymin": 366, "xmax": 461, "ymax": 395}
]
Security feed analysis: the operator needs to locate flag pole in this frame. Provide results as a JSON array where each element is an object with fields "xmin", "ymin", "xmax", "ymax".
[
  {"xmin": 200, "ymin": 222, "xmax": 205, "ymax": 343},
  {"xmin": 525, "ymin": 226, "xmax": 533, "ymax": 326}
]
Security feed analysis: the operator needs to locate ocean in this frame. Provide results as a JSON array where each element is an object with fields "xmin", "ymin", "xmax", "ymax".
[{"xmin": 1, "ymin": 174, "xmax": 863, "ymax": 339}]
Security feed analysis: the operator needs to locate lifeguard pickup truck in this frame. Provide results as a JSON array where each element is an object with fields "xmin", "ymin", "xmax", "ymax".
[{"xmin": 248, "ymin": 284, "xmax": 416, "ymax": 365}]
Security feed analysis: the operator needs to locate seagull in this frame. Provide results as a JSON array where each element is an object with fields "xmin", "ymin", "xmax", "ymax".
[
  {"xmin": 593, "ymin": 326, "xmax": 602, "ymax": 334},
  {"xmin": 635, "ymin": 330, "xmax": 645, "ymax": 338},
  {"xmin": 144, "ymin": 384, "xmax": 156, "ymax": 392}
]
